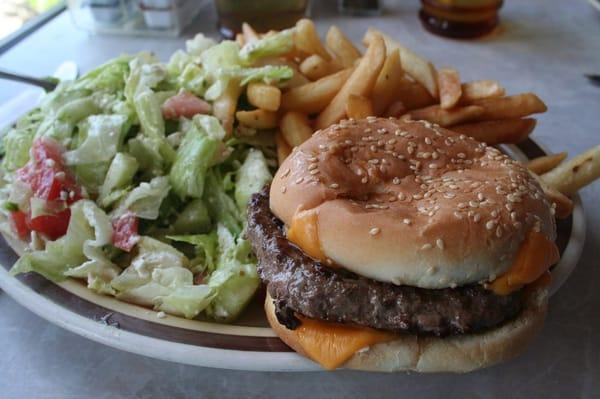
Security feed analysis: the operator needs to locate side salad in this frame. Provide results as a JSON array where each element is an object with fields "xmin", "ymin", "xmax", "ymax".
[{"xmin": 0, "ymin": 31, "xmax": 295, "ymax": 321}]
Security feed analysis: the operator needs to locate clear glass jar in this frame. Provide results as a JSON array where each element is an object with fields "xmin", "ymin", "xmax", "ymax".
[{"xmin": 419, "ymin": 0, "xmax": 503, "ymax": 39}]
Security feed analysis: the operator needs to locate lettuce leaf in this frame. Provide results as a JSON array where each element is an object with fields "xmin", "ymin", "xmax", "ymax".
[
  {"xmin": 11, "ymin": 200, "xmax": 120, "ymax": 294},
  {"xmin": 112, "ymin": 176, "xmax": 170, "ymax": 220},
  {"xmin": 239, "ymin": 28, "xmax": 295, "ymax": 64},
  {"xmin": 64, "ymin": 114, "xmax": 129, "ymax": 165},
  {"xmin": 169, "ymin": 115, "xmax": 226, "ymax": 199},
  {"xmin": 235, "ymin": 149, "xmax": 272, "ymax": 213}
]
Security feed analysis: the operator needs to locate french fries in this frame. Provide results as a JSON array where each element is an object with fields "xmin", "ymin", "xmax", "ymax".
[
  {"xmin": 542, "ymin": 146, "xmax": 600, "ymax": 196},
  {"xmin": 404, "ymin": 104, "xmax": 484, "ymax": 127},
  {"xmin": 242, "ymin": 22, "xmax": 259, "ymax": 44},
  {"xmin": 543, "ymin": 184, "xmax": 574, "ymax": 219},
  {"xmin": 346, "ymin": 95, "xmax": 374, "ymax": 120},
  {"xmin": 460, "ymin": 80, "xmax": 505, "ymax": 104},
  {"xmin": 364, "ymin": 27, "xmax": 438, "ymax": 99},
  {"xmin": 473, "ymin": 93, "xmax": 547, "ymax": 120},
  {"xmin": 236, "ymin": 109, "xmax": 278, "ymax": 130},
  {"xmin": 213, "ymin": 80, "xmax": 242, "ymax": 137},
  {"xmin": 294, "ymin": 19, "xmax": 332, "ymax": 62},
  {"xmin": 276, "ymin": 132, "xmax": 292, "ymax": 165},
  {"xmin": 396, "ymin": 78, "xmax": 436, "ymax": 110},
  {"xmin": 326, "ymin": 26, "xmax": 362, "ymax": 68},
  {"xmin": 299, "ymin": 54, "xmax": 338, "ymax": 81},
  {"xmin": 247, "ymin": 83, "xmax": 281, "ymax": 112},
  {"xmin": 281, "ymin": 68, "xmax": 353, "ymax": 114},
  {"xmin": 438, "ymin": 68, "xmax": 462, "ymax": 109},
  {"xmin": 372, "ymin": 49, "xmax": 405, "ymax": 115},
  {"xmin": 316, "ymin": 33, "xmax": 386, "ymax": 129},
  {"xmin": 527, "ymin": 152, "xmax": 568, "ymax": 175},
  {"xmin": 451, "ymin": 118, "xmax": 536, "ymax": 145},
  {"xmin": 385, "ymin": 101, "xmax": 407, "ymax": 118},
  {"xmin": 280, "ymin": 111, "xmax": 313, "ymax": 147}
]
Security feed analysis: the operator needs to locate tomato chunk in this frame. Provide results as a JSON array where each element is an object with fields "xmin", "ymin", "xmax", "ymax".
[
  {"xmin": 28, "ymin": 209, "xmax": 71, "ymax": 241},
  {"xmin": 11, "ymin": 137, "xmax": 82, "ymax": 241},
  {"xmin": 9, "ymin": 211, "xmax": 30, "ymax": 240},
  {"xmin": 112, "ymin": 212, "xmax": 139, "ymax": 252}
]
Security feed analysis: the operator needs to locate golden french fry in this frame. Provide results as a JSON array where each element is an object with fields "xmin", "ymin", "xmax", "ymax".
[
  {"xmin": 242, "ymin": 22, "xmax": 259, "ymax": 44},
  {"xmin": 346, "ymin": 94, "xmax": 374, "ymax": 120},
  {"xmin": 316, "ymin": 34, "xmax": 386, "ymax": 129},
  {"xmin": 473, "ymin": 93, "xmax": 547, "ymax": 120},
  {"xmin": 276, "ymin": 132, "xmax": 292, "ymax": 165},
  {"xmin": 450, "ymin": 118, "xmax": 536, "ymax": 145},
  {"xmin": 281, "ymin": 68, "xmax": 353, "ymax": 114},
  {"xmin": 247, "ymin": 83, "xmax": 281, "ymax": 112},
  {"xmin": 460, "ymin": 80, "xmax": 505, "ymax": 104},
  {"xmin": 384, "ymin": 101, "xmax": 407, "ymax": 118},
  {"xmin": 299, "ymin": 54, "xmax": 338, "ymax": 81},
  {"xmin": 294, "ymin": 19, "xmax": 332, "ymax": 62},
  {"xmin": 364, "ymin": 27, "xmax": 438, "ymax": 99},
  {"xmin": 213, "ymin": 80, "xmax": 242, "ymax": 137},
  {"xmin": 543, "ymin": 185, "xmax": 574, "ymax": 219},
  {"xmin": 542, "ymin": 146, "xmax": 600, "ymax": 196},
  {"xmin": 404, "ymin": 105, "xmax": 484, "ymax": 127},
  {"xmin": 372, "ymin": 49, "xmax": 404, "ymax": 115},
  {"xmin": 438, "ymin": 68, "xmax": 462, "ymax": 109},
  {"xmin": 396, "ymin": 78, "xmax": 436, "ymax": 110},
  {"xmin": 326, "ymin": 25, "xmax": 362, "ymax": 68},
  {"xmin": 527, "ymin": 152, "xmax": 568, "ymax": 175},
  {"xmin": 280, "ymin": 111, "xmax": 313, "ymax": 147},
  {"xmin": 235, "ymin": 33, "xmax": 245, "ymax": 47},
  {"xmin": 236, "ymin": 109, "xmax": 278, "ymax": 130}
]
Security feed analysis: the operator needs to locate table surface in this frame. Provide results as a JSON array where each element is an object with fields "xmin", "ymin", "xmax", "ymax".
[{"xmin": 1, "ymin": 1, "xmax": 599, "ymax": 398}]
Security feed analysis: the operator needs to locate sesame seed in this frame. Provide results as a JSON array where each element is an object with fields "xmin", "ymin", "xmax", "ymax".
[
  {"xmin": 281, "ymin": 168, "xmax": 290, "ymax": 177},
  {"xmin": 281, "ymin": 186, "xmax": 287, "ymax": 193},
  {"xmin": 431, "ymin": 151, "xmax": 439, "ymax": 160},
  {"xmin": 361, "ymin": 177, "xmax": 368, "ymax": 184},
  {"xmin": 496, "ymin": 226, "xmax": 503, "ymax": 238},
  {"xmin": 473, "ymin": 213, "xmax": 481, "ymax": 222},
  {"xmin": 295, "ymin": 177, "xmax": 304, "ymax": 184},
  {"xmin": 309, "ymin": 169, "xmax": 319, "ymax": 175},
  {"xmin": 392, "ymin": 177, "xmax": 401, "ymax": 185},
  {"xmin": 436, "ymin": 239, "xmax": 445, "ymax": 250},
  {"xmin": 308, "ymin": 163, "xmax": 318, "ymax": 170},
  {"xmin": 454, "ymin": 211, "xmax": 464, "ymax": 219},
  {"xmin": 398, "ymin": 193, "xmax": 406, "ymax": 201},
  {"xmin": 486, "ymin": 220, "xmax": 496, "ymax": 230},
  {"xmin": 469, "ymin": 201, "xmax": 479, "ymax": 208},
  {"xmin": 421, "ymin": 243, "xmax": 433, "ymax": 250},
  {"xmin": 458, "ymin": 202, "xmax": 467, "ymax": 209},
  {"xmin": 329, "ymin": 183, "xmax": 339, "ymax": 189},
  {"xmin": 403, "ymin": 218, "xmax": 412, "ymax": 225},
  {"xmin": 425, "ymin": 137, "xmax": 432, "ymax": 145},
  {"xmin": 369, "ymin": 227, "xmax": 381, "ymax": 236},
  {"xmin": 477, "ymin": 193, "xmax": 485, "ymax": 201}
]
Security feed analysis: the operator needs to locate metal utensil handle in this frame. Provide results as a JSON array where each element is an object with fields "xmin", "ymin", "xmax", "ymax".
[{"xmin": 0, "ymin": 68, "xmax": 57, "ymax": 91}]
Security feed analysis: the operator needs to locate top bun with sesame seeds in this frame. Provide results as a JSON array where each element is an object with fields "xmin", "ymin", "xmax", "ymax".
[{"xmin": 270, "ymin": 117, "xmax": 556, "ymax": 289}]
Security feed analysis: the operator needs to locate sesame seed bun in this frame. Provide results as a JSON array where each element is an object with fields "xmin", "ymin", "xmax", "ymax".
[
  {"xmin": 270, "ymin": 118, "xmax": 556, "ymax": 288},
  {"xmin": 265, "ymin": 287, "xmax": 548, "ymax": 372}
]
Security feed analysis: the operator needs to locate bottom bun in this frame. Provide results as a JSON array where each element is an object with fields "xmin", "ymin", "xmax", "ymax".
[{"xmin": 265, "ymin": 288, "xmax": 548, "ymax": 373}]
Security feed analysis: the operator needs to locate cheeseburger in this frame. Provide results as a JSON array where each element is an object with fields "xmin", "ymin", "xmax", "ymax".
[{"xmin": 247, "ymin": 117, "xmax": 559, "ymax": 372}]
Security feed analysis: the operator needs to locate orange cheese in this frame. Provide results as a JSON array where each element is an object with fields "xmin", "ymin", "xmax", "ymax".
[
  {"xmin": 294, "ymin": 316, "xmax": 396, "ymax": 370},
  {"xmin": 287, "ymin": 210, "xmax": 328, "ymax": 262},
  {"xmin": 490, "ymin": 231, "xmax": 559, "ymax": 295}
]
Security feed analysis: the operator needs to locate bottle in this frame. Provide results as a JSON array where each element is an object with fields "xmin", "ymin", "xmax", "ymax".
[
  {"xmin": 338, "ymin": 0, "xmax": 381, "ymax": 16},
  {"xmin": 419, "ymin": 0, "xmax": 503, "ymax": 39}
]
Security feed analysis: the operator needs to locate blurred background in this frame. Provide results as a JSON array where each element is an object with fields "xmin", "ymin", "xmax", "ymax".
[{"xmin": 0, "ymin": 0, "xmax": 61, "ymax": 39}]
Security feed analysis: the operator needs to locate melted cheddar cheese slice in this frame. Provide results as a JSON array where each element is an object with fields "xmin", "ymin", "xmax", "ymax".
[
  {"xmin": 490, "ymin": 231, "xmax": 559, "ymax": 295},
  {"xmin": 287, "ymin": 210, "xmax": 328, "ymax": 262},
  {"xmin": 293, "ymin": 316, "xmax": 396, "ymax": 370}
]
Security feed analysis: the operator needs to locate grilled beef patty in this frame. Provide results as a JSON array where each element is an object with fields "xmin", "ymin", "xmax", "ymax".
[{"xmin": 247, "ymin": 187, "xmax": 525, "ymax": 337}]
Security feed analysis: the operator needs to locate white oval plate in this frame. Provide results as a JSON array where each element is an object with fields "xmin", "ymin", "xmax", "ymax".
[{"xmin": 0, "ymin": 139, "xmax": 586, "ymax": 372}]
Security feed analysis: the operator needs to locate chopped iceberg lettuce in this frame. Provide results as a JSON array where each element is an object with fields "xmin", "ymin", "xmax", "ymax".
[
  {"xmin": 169, "ymin": 115, "xmax": 226, "ymax": 199},
  {"xmin": 235, "ymin": 149, "xmax": 272, "ymax": 213},
  {"xmin": 98, "ymin": 152, "xmax": 139, "ymax": 208},
  {"xmin": 112, "ymin": 176, "xmax": 170, "ymax": 220},
  {"xmin": 239, "ymin": 28, "xmax": 295, "ymax": 64},
  {"xmin": 64, "ymin": 114, "xmax": 129, "ymax": 165}
]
